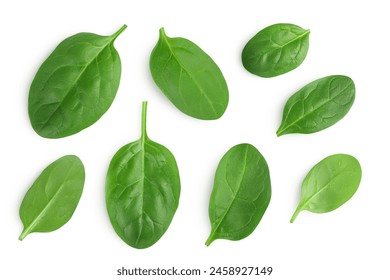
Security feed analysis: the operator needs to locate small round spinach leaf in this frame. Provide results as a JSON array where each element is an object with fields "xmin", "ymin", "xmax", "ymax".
[
  {"xmin": 19, "ymin": 155, "xmax": 85, "ymax": 240},
  {"xmin": 291, "ymin": 154, "xmax": 362, "ymax": 223},
  {"xmin": 242, "ymin": 23, "xmax": 310, "ymax": 77}
]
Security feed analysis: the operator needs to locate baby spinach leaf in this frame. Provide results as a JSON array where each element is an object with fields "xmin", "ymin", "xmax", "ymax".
[
  {"xmin": 149, "ymin": 28, "xmax": 229, "ymax": 120},
  {"xmin": 28, "ymin": 25, "xmax": 127, "ymax": 138},
  {"xmin": 242, "ymin": 23, "xmax": 310, "ymax": 77},
  {"xmin": 291, "ymin": 154, "xmax": 362, "ymax": 223},
  {"xmin": 206, "ymin": 144, "xmax": 271, "ymax": 246},
  {"xmin": 277, "ymin": 75, "xmax": 355, "ymax": 136},
  {"xmin": 19, "ymin": 155, "xmax": 85, "ymax": 240},
  {"xmin": 106, "ymin": 101, "xmax": 180, "ymax": 249}
]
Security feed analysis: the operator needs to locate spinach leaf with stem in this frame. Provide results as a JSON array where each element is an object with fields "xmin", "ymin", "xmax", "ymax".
[
  {"xmin": 242, "ymin": 23, "xmax": 310, "ymax": 77},
  {"xmin": 291, "ymin": 154, "xmax": 362, "ymax": 223},
  {"xmin": 106, "ymin": 101, "xmax": 180, "ymax": 249},
  {"xmin": 19, "ymin": 155, "xmax": 85, "ymax": 240},
  {"xmin": 28, "ymin": 25, "xmax": 127, "ymax": 138},
  {"xmin": 277, "ymin": 75, "xmax": 355, "ymax": 136},
  {"xmin": 206, "ymin": 143, "xmax": 271, "ymax": 246}
]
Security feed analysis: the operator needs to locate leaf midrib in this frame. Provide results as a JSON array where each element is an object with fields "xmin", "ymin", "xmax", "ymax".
[{"xmin": 134, "ymin": 137, "xmax": 147, "ymax": 246}]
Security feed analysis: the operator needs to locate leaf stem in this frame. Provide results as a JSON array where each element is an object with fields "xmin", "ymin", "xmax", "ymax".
[
  {"xmin": 159, "ymin": 27, "xmax": 167, "ymax": 39},
  {"xmin": 290, "ymin": 207, "xmax": 301, "ymax": 223},
  {"xmin": 111, "ymin": 24, "xmax": 127, "ymax": 40},
  {"xmin": 205, "ymin": 234, "xmax": 214, "ymax": 246},
  {"xmin": 276, "ymin": 126, "xmax": 285, "ymax": 137},
  {"xmin": 141, "ymin": 101, "xmax": 148, "ymax": 141},
  {"xmin": 19, "ymin": 229, "xmax": 29, "ymax": 241}
]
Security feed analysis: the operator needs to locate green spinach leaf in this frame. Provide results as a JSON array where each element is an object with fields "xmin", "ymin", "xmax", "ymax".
[
  {"xmin": 150, "ymin": 28, "xmax": 229, "ymax": 120},
  {"xmin": 106, "ymin": 101, "xmax": 180, "ymax": 249},
  {"xmin": 291, "ymin": 154, "xmax": 362, "ymax": 223},
  {"xmin": 28, "ymin": 25, "xmax": 127, "ymax": 138},
  {"xmin": 277, "ymin": 75, "xmax": 355, "ymax": 136},
  {"xmin": 206, "ymin": 144, "xmax": 271, "ymax": 246},
  {"xmin": 19, "ymin": 155, "xmax": 85, "ymax": 240},
  {"xmin": 242, "ymin": 23, "xmax": 310, "ymax": 77}
]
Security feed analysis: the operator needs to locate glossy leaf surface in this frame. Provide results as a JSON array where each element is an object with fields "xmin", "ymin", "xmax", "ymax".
[
  {"xmin": 291, "ymin": 154, "xmax": 362, "ymax": 223},
  {"xmin": 106, "ymin": 102, "xmax": 180, "ymax": 249},
  {"xmin": 19, "ymin": 155, "xmax": 85, "ymax": 240},
  {"xmin": 206, "ymin": 144, "xmax": 271, "ymax": 246},
  {"xmin": 242, "ymin": 23, "xmax": 310, "ymax": 77},
  {"xmin": 277, "ymin": 75, "xmax": 355, "ymax": 136},
  {"xmin": 150, "ymin": 28, "xmax": 229, "ymax": 120},
  {"xmin": 28, "ymin": 25, "xmax": 126, "ymax": 138}
]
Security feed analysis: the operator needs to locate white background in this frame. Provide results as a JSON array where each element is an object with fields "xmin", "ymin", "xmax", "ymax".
[{"xmin": 1, "ymin": 0, "xmax": 389, "ymax": 279}]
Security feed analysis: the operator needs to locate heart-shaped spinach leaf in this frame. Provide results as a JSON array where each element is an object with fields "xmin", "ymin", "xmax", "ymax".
[
  {"xmin": 150, "ymin": 28, "xmax": 229, "ymax": 120},
  {"xmin": 106, "ymin": 102, "xmax": 180, "ymax": 249},
  {"xmin": 242, "ymin": 23, "xmax": 310, "ymax": 77},
  {"xmin": 277, "ymin": 75, "xmax": 355, "ymax": 136},
  {"xmin": 206, "ymin": 143, "xmax": 271, "ymax": 246},
  {"xmin": 28, "ymin": 25, "xmax": 126, "ymax": 138},
  {"xmin": 19, "ymin": 155, "xmax": 85, "ymax": 240},
  {"xmin": 291, "ymin": 154, "xmax": 362, "ymax": 223}
]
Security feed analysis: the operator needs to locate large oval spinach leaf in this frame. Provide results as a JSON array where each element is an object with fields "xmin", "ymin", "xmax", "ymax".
[
  {"xmin": 106, "ymin": 102, "xmax": 180, "ymax": 249},
  {"xmin": 277, "ymin": 75, "xmax": 355, "ymax": 136},
  {"xmin": 150, "ymin": 28, "xmax": 229, "ymax": 120},
  {"xmin": 28, "ymin": 25, "xmax": 127, "ymax": 138},
  {"xmin": 19, "ymin": 155, "xmax": 85, "ymax": 240},
  {"xmin": 242, "ymin": 23, "xmax": 310, "ymax": 77},
  {"xmin": 291, "ymin": 154, "xmax": 362, "ymax": 223},
  {"xmin": 206, "ymin": 143, "xmax": 271, "ymax": 246}
]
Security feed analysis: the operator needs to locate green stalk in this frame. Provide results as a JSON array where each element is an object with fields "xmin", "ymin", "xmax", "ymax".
[
  {"xmin": 205, "ymin": 234, "xmax": 214, "ymax": 246},
  {"xmin": 141, "ymin": 101, "xmax": 148, "ymax": 141},
  {"xmin": 290, "ymin": 207, "xmax": 301, "ymax": 223},
  {"xmin": 19, "ymin": 229, "xmax": 29, "ymax": 241},
  {"xmin": 111, "ymin": 24, "xmax": 127, "ymax": 40}
]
